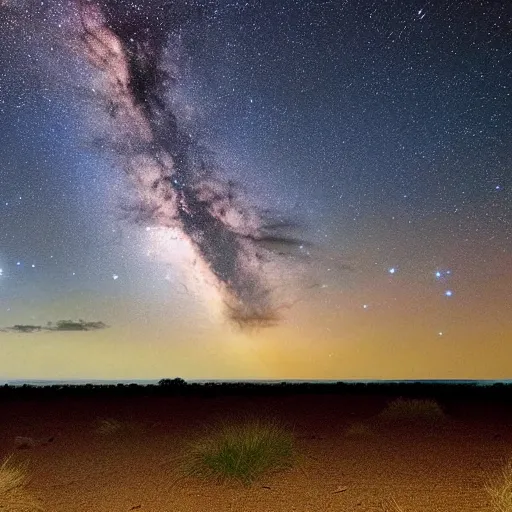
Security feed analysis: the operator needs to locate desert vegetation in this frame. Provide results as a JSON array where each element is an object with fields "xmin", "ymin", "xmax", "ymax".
[
  {"xmin": 1, "ymin": 382, "xmax": 511, "ymax": 510},
  {"xmin": 377, "ymin": 397, "xmax": 445, "ymax": 425},
  {"xmin": 486, "ymin": 458, "xmax": 512, "ymax": 512},
  {"xmin": 0, "ymin": 455, "xmax": 42, "ymax": 511},
  {"xmin": 178, "ymin": 417, "xmax": 296, "ymax": 485},
  {"xmin": 94, "ymin": 418, "xmax": 126, "ymax": 436},
  {"xmin": 344, "ymin": 421, "xmax": 375, "ymax": 437}
]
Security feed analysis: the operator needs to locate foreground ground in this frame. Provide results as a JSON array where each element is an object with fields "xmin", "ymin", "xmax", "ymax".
[{"xmin": 0, "ymin": 390, "xmax": 511, "ymax": 511}]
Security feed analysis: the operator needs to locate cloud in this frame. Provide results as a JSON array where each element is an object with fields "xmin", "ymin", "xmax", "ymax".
[{"xmin": 2, "ymin": 320, "xmax": 109, "ymax": 333}]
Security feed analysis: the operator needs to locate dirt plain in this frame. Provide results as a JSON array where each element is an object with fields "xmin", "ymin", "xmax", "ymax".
[{"xmin": 0, "ymin": 386, "xmax": 511, "ymax": 511}]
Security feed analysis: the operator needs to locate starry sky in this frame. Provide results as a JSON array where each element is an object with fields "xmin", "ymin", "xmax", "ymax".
[{"xmin": 0, "ymin": 0, "xmax": 510, "ymax": 381}]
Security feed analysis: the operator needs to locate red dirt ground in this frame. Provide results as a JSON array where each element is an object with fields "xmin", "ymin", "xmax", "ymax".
[{"xmin": 0, "ymin": 393, "xmax": 511, "ymax": 511}]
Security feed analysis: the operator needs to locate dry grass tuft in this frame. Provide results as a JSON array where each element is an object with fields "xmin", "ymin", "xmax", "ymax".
[
  {"xmin": 344, "ymin": 421, "xmax": 375, "ymax": 437},
  {"xmin": 379, "ymin": 496, "xmax": 406, "ymax": 511},
  {"xmin": 485, "ymin": 458, "xmax": 512, "ymax": 511},
  {"xmin": 178, "ymin": 416, "xmax": 296, "ymax": 485},
  {"xmin": 377, "ymin": 397, "xmax": 445, "ymax": 425},
  {"xmin": 94, "ymin": 418, "xmax": 136, "ymax": 436},
  {"xmin": 0, "ymin": 455, "xmax": 43, "ymax": 511}
]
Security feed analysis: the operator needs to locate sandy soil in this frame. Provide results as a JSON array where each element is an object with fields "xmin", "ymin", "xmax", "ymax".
[{"xmin": 0, "ymin": 393, "xmax": 511, "ymax": 511}]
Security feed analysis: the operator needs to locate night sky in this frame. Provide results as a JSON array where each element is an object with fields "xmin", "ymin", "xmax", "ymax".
[{"xmin": 0, "ymin": 0, "xmax": 510, "ymax": 380}]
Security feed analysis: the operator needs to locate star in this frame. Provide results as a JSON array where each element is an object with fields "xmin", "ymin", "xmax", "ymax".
[{"xmin": 435, "ymin": 269, "xmax": 452, "ymax": 280}]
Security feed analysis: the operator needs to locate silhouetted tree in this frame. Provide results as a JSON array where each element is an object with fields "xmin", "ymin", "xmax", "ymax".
[{"xmin": 158, "ymin": 378, "xmax": 187, "ymax": 387}]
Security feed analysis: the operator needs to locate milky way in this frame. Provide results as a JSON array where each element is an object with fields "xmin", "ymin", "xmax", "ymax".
[
  {"xmin": 1, "ymin": 0, "xmax": 511, "ymax": 381},
  {"xmin": 69, "ymin": 0, "xmax": 305, "ymax": 327}
]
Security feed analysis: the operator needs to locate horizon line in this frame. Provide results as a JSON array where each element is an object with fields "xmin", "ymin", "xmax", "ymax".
[{"xmin": 2, "ymin": 378, "xmax": 511, "ymax": 386}]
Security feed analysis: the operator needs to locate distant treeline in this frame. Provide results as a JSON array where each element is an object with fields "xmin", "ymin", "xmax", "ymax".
[
  {"xmin": 0, "ymin": 320, "xmax": 108, "ymax": 333},
  {"xmin": 1, "ymin": 379, "xmax": 511, "ymax": 404}
]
